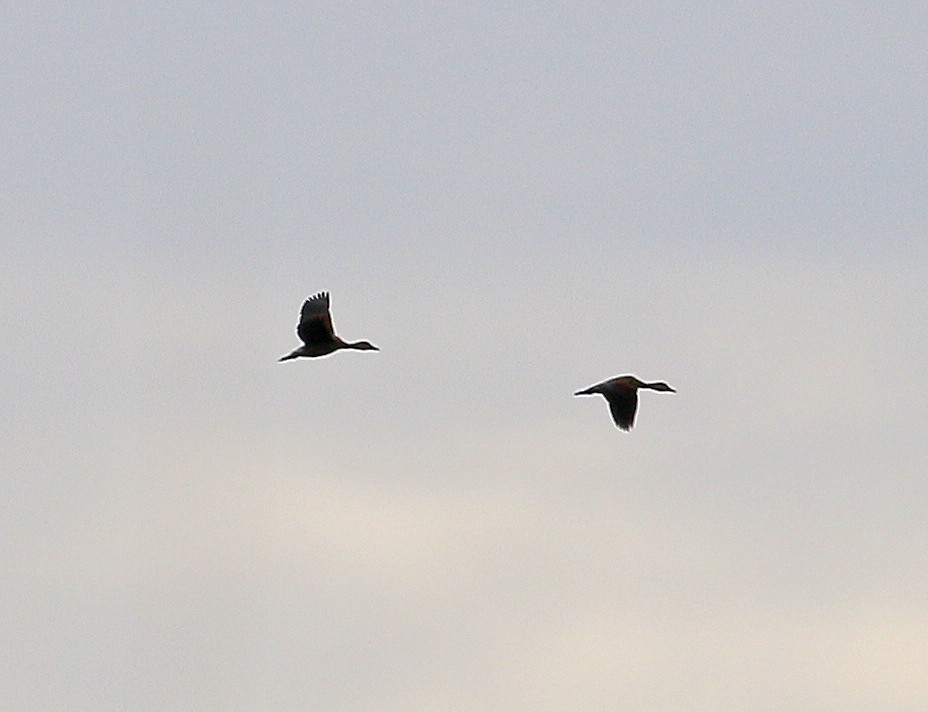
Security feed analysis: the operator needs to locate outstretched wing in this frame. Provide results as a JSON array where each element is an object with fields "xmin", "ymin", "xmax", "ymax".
[
  {"xmin": 297, "ymin": 292, "xmax": 336, "ymax": 345},
  {"xmin": 607, "ymin": 389, "xmax": 638, "ymax": 431}
]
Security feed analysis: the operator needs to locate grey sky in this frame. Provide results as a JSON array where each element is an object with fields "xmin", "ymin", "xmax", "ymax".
[{"xmin": 3, "ymin": 3, "xmax": 927, "ymax": 710}]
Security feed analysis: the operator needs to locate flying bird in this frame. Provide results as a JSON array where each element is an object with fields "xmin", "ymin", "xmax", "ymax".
[
  {"xmin": 574, "ymin": 375, "xmax": 675, "ymax": 431},
  {"xmin": 279, "ymin": 292, "xmax": 379, "ymax": 361}
]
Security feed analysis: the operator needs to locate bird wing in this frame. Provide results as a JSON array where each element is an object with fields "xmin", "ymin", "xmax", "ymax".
[
  {"xmin": 607, "ymin": 389, "xmax": 638, "ymax": 431},
  {"xmin": 297, "ymin": 292, "xmax": 336, "ymax": 345}
]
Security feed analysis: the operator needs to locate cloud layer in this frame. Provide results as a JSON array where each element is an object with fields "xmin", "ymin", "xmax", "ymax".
[{"xmin": 3, "ymin": 3, "xmax": 928, "ymax": 710}]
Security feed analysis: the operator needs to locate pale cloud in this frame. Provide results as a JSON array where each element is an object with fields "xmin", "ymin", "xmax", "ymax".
[{"xmin": 3, "ymin": 2, "xmax": 928, "ymax": 710}]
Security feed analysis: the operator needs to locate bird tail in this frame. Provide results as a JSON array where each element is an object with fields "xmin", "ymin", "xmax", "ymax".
[
  {"xmin": 574, "ymin": 385, "xmax": 598, "ymax": 396},
  {"xmin": 278, "ymin": 352, "xmax": 299, "ymax": 362}
]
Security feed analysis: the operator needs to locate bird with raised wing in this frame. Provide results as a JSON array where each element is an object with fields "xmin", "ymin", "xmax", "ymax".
[
  {"xmin": 574, "ymin": 375, "xmax": 675, "ymax": 431},
  {"xmin": 279, "ymin": 292, "xmax": 379, "ymax": 361}
]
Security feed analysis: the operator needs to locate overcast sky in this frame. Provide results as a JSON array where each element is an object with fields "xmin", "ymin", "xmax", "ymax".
[{"xmin": 3, "ymin": 3, "xmax": 927, "ymax": 710}]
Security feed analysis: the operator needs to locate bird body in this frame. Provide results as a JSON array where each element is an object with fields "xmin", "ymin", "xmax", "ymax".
[
  {"xmin": 279, "ymin": 292, "xmax": 378, "ymax": 361},
  {"xmin": 574, "ymin": 375, "xmax": 675, "ymax": 431}
]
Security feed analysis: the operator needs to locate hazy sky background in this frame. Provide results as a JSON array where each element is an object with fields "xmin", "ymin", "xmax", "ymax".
[{"xmin": 3, "ymin": 3, "xmax": 927, "ymax": 710}]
